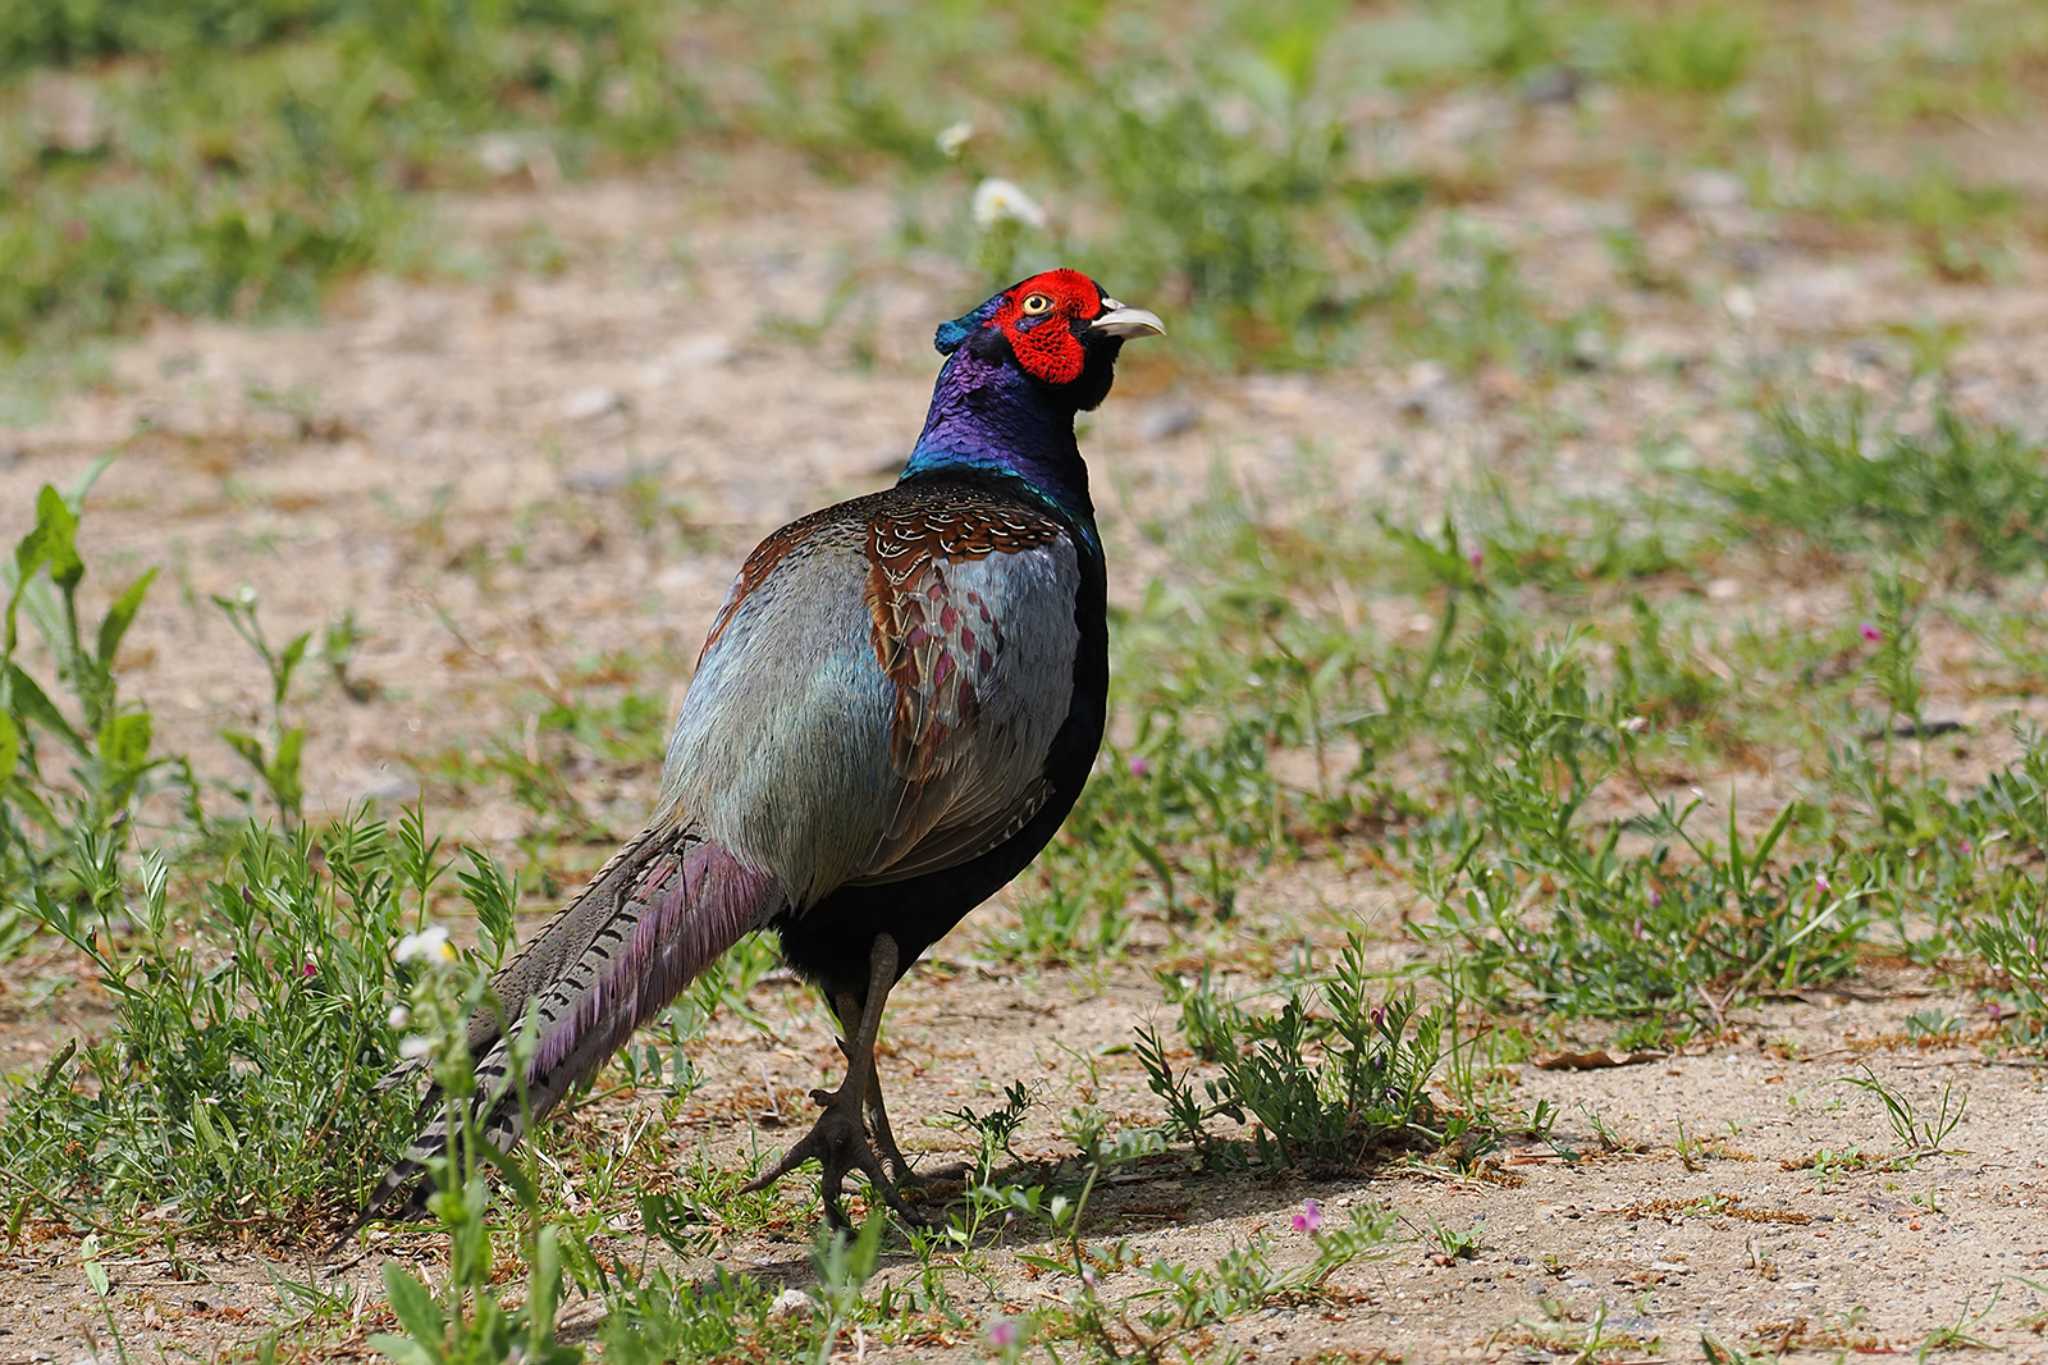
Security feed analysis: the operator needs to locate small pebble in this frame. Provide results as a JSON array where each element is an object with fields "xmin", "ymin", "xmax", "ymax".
[
  {"xmin": 1679, "ymin": 169, "xmax": 1747, "ymax": 211},
  {"xmin": 561, "ymin": 386, "xmax": 629, "ymax": 423},
  {"xmin": 1521, "ymin": 65, "xmax": 1582, "ymax": 106},
  {"xmin": 1137, "ymin": 400, "xmax": 1201, "ymax": 442}
]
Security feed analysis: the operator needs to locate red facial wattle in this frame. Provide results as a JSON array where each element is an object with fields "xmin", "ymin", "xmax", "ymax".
[{"xmin": 988, "ymin": 269, "xmax": 1105, "ymax": 386}]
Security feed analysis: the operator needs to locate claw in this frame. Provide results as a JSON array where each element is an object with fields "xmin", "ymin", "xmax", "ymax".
[
  {"xmin": 742, "ymin": 1130, "xmax": 826, "ymax": 1198},
  {"xmin": 745, "ymin": 1104, "xmax": 926, "ymax": 1228}
]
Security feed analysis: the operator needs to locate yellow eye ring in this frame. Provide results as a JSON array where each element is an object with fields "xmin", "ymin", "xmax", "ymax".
[{"xmin": 1020, "ymin": 293, "xmax": 1054, "ymax": 316}]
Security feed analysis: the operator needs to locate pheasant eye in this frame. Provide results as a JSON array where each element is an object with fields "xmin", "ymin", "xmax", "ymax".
[{"xmin": 1019, "ymin": 293, "xmax": 1054, "ymax": 316}]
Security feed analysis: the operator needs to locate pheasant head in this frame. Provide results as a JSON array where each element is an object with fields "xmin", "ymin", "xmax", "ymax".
[{"xmin": 933, "ymin": 268, "xmax": 1165, "ymax": 411}]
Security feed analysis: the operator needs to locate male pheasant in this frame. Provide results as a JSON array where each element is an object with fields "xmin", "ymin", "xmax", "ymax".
[{"xmin": 370, "ymin": 269, "xmax": 1162, "ymax": 1226}]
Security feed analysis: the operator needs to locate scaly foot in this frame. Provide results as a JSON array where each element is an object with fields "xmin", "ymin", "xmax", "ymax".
[{"xmin": 743, "ymin": 1087, "xmax": 925, "ymax": 1228}]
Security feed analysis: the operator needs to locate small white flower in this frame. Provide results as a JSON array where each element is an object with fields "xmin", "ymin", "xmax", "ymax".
[
  {"xmin": 935, "ymin": 120, "xmax": 974, "ymax": 158},
  {"xmin": 395, "ymin": 924, "xmax": 454, "ymax": 965},
  {"xmin": 387, "ymin": 1005, "xmax": 411, "ymax": 1030},
  {"xmin": 398, "ymin": 1034, "xmax": 433, "ymax": 1061},
  {"xmin": 972, "ymin": 178, "xmax": 1047, "ymax": 230}
]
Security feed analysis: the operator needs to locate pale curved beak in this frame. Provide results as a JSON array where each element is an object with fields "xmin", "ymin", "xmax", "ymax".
[{"xmin": 1089, "ymin": 300, "xmax": 1166, "ymax": 340}]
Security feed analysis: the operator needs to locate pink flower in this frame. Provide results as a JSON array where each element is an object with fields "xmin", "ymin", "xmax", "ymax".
[
  {"xmin": 1292, "ymin": 1197, "xmax": 1323, "ymax": 1233},
  {"xmin": 1648, "ymin": 888, "xmax": 1662, "ymax": 908},
  {"xmin": 1860, "ymin": 622, "xmax": 1882, "ymax": 643},
  {"xmin": 1467, "ymin": 549, "xmax": 1484, "ymax": 570},
  {"xmin": 301, "ymin": 959, "xmax": 317, "ymax": 978},
  {"xmin": 1128, "ymin": 756, "xmax": 1152, "ymax": 779},
  {"xmin": 1815, "ymin": 873, "xmax": 1832, "ymax": 896},
  {"xmin": 987, "ymin": 1318, "xmax": 1021, "ymax": 1349}
]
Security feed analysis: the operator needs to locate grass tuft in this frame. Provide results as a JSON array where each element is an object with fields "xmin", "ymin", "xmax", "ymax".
[{"xmin": 1698, "ymin": 404, "xmax": 2048, "ymax": 577}]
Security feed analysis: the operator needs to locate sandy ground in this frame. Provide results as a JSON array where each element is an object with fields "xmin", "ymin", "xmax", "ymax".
[{"xmin": 4, "ymin": 90, "xmax": 2048, "ymax": 1362}]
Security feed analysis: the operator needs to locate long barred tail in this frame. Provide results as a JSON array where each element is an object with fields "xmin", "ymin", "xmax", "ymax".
[{"xmin": 363, "ymin": 825, "xmax": 779, "ymax": 1220}]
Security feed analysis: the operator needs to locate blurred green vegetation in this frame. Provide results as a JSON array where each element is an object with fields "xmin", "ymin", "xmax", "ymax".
[
  {"xmin": 0, "ymin": 0, "xmax": 696, "ymax": 353},
  {"xmin": 2, "ymin": 0, "xmax": 2040, "ymax": 372}
]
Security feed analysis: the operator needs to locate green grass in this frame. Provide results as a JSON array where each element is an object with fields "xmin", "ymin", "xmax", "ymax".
[
  {"xmin": 422, "ymin": 682, "xmax": 671, "ymax": 848},
  {"xmin": 6, "ymin": 0, "xmax": 2040, "ymax": 379},
  {"xmin": 0, "ymin": 816, "xmax": 419, "ymax": 1237},
  {"xmin": 1, "ymin": 468, "xmax": 193, "ymax": 916},
  {"xmin": 11, "ymin": 0, "xmax": 1408, "ymax": 368},
  {"xmin": 1139, "ymin": 936, "xmax": 1497, "ymax": 1173},
  {"xmin": 0, "ymin": 3, "xmax": 1744, "ymax": 374},
  {"xmin": 1361, "ymin": 0, "xmax": 1761, "ymax": 93},
  {"xmin": 0, "ymin": 0, "xmax": 697, "ymax": 358},
  {"xmin": 349, "ymin": 919, "xmax": 1412, "ymax": 1362},
  {"xmin": 4, "ymin": 0, "xmax": 357, "ymax": 71},
  {"xmin": 755, "ymin": 0, "xmax": 1435, "ymax": 367},
  {"xmin": 1697, "ymin": 404, "xmax": 2048, "ymax": 578}
]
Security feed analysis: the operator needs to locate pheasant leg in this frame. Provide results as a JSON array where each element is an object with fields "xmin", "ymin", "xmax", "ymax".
[
  {"xmin": 863, "ymin": 1061, "xmax": 915, "ymax": 1188},
  {"xmin": 823, "ymin": 994, "xmax": 920, "ymax": 1187},
  {"xmin": 743, "ymin": 934, "xmax": 920, "ymax": 1228}
]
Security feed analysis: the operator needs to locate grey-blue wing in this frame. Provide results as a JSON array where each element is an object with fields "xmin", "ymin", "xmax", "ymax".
[{"xmin": 658, "ymin": 486, "xmax": 1082, "ymax": 908}]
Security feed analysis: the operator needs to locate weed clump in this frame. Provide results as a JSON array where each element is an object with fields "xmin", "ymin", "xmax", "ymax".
[
  {"xmin": 0, "ymin": 817, "xmax": 424, "ymax": 1236},
  {"xmin": 1139, "ymin": 934, "xmax": 1496, "ymax": 1173}
]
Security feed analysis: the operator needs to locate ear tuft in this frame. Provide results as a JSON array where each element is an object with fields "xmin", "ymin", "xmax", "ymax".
[
  {"xmin": 936, "ymin": 294, "xmax": 1006, "ymax": 355},
  {"xmin": 934, "ymin": 316, "xmax": 975, "ymax": 355}
]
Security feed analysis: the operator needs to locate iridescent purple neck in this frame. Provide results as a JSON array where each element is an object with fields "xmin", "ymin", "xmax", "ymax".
[{"xmin": 900, "ymin": 348, "xmax": 1094, "ymax": 530}]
